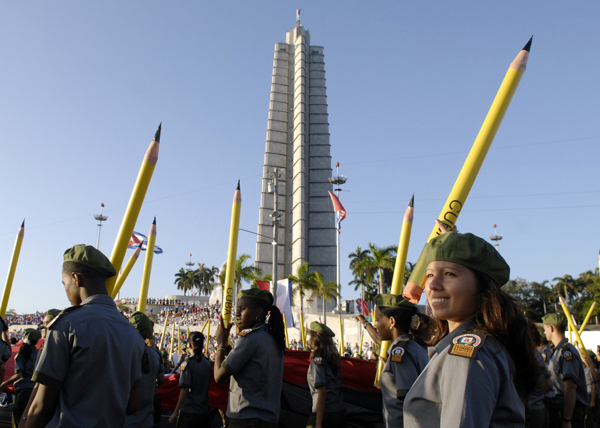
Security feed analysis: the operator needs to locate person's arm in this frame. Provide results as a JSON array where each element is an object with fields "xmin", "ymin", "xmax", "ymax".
[
  {"xmin": 315, "ymin": 387, "xmax": 327, "ymax": 428},
  {"xmin": 168, "ymin": 388, "xmax": 189, "ymax": 424},
  {"xmin": 356, "ymin": 315, "xmax": 381, "ymax": 346},
  {"xmin": 18, "ymin": 384, "xmax": 38, "ymax": 428},
  {"xmin": 20, "ymin": 384, "xmax": 59, "ymax": 428},
  {"xmin": 126, "ymin": 382, "xmax": 141, "ymax": 415},
  {"xmin": 214, "ymin": 316, "xmax": 233, "ymax": 384},
  {"xmin": 562, "ymin": 379, "xmax": 577, "ymax": 427},
  {"xmin": 0, "ymin": 371, "xmax": 22, "ymax": 392}
]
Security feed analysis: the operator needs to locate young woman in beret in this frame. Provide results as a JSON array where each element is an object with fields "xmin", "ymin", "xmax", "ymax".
[
  {"xmin": 403, "ymin": 223, "xmax": 538, "ymax": 427},
  {"xmin": 306, "ymin": 321, "xmax": 346, "ymax": 428},
  {"xmin": 214, "ymin": 288, "xmax": 286, "ymax": 428},
  {"xmin": 372, "ymin": 295, "xmax": 428, "ymax": 428}
]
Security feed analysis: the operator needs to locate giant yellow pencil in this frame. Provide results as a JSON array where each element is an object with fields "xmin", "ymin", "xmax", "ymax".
[
  {"xmin": 299, "ymin": 310, "xmax": 305, "ymax": 346},
  {"xmin": 338, "ymin": 315, "xmax": 344, "ymax": 356},
  {"xmin": 559, "ymin": 296, "xmax": 587, "ymax": 357},
  {"xmin": 283, "ymin": 313, "xmax": 289, "ymax": 348},
  {"xmin": 579, "ymin": 302, "xmax": 597, "ymax": 334},
  {"xmin": 404, "ymin": 38, "xmax": 533, "ymax": 303},
  {"xmin": 159, "ymin": 312, "xmax": 169, "ymax": 350},
  {"xmin": 1, "ymin": 220, "xmax": 24, "ymax": 317},
  {"xmin": 206, "ymin": 322, "xmax": 211, "ymax": 355},
  {"xmin": 111, "ymin": 243, "xmax": 143, "ymax": 298},
  {"xmin": 107, "ymin": 124, "xmax": 161, "ymax": 295},
  {"xmin": 137, "ymin": 218, "xmax": 157, "ymax": 313},
  {"xmin": 221, "ymin": 181, "xmax": 242, "ymax": 327},
  {"xmin": 170, "ymin": 323, "xmax": 176, "ymax": 358},
  {"xmin": 376, "ymin": 195, "xmax": 414, "ymax": 385},
  {"xmin": 199, "ymin": 319, "xmax": 209, "ymax": 335},
  {"xmin": 178, "ymin": 326, "xmax": 182, "ymax": 355}
]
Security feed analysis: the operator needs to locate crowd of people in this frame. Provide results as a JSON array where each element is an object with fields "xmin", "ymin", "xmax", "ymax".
[{"xmin": 1, "ymin": 231, "xmax": 599, "ymax": 427}]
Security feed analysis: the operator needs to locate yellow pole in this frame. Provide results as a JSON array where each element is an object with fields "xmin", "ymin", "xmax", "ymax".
[
  {"xmin": 283, "ymin": 313, "xmax": 289, "ymax": 349},
  {"xmin": 206, "ymin": 322, "xmax": 211, "ymax": 356},
  {"xmin": 111, "ymin": 244, "xmax": 142, "ymax": 298},
  {"xmin": 299, "ymin": 310, "xmax": 305, "ymax": 346},
  {"xmin": 303, "ymin": 324, "xmax": 308, "ymax": 349},
  {"xmin": 359, "ymin": 332, "xmax": 364, "ymax": 356},
  {"xmin": 559, "ymin": 296, "xmax": 588, "ymax": 357},
  {"xmin": 376, "ymin": 195, "xmax": 414, "ymax": 385},
  {"xmin": 199, "ymin": 319, "xmax": 209, "ymax": 335},
  {"xmin": 338, "ymin": 315, "xmax": 344, "ymax": 355},
  {"xmin": 221, "ymin": 181, "xmax": 242, "ymax": 328},
  {"xmin": 579, "ymin": 302, "xmax": 597, "ymax": 334},
  {"xmin": 178, "ymin": 326, "xmax": 181, "ymax": 355},
  {"xmin": 159, "ymin": 312, "xmax": 169, "ymax": 350},
  {"xmin": 136, "ymin": 218, "xmax": 157, "ymax": 313},
  {"xmin": 404, "ymin": 38, "xmax": 533, "ymax": 303},
  {"xmin": 1, "ymin": 220, "xmax": 24, "ymax": 317},
  {"xmin": 169, "ymin": 323, "xmax": 175, "ymax": 358},
  {"xmin": 107, "ymin": 124, "xmax": 161, "ymax": 295}
]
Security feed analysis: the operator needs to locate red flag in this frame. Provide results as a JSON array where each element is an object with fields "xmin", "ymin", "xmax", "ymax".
[
  {"xmin": 328, "ymin": 191, "xmax": 347, "ymax": 222},
  {"xmin": 256, "ymin": 281, "xmax": 270, "ymax": 291},
  {"xmin": 362, "ymin": 300, "xmax": 369, "ymax": 317}
]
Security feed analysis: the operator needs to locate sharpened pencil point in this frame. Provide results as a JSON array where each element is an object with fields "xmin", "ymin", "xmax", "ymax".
[
  {"xmin": 152, "ymin": 217, "xmax": 156, "ymax": 225},
  {"xmin": 523, "ymin": 37, "xmax": 532, "ymax": 52},
  {"xmin": 409, "ymin": 194, "xmax": 414, "ymax": 208},
  {"xmin": 21, "ymin": 219, "xmax": 25, "ymax": 228},
  {"xmin": 154, "ymin": 123, "xmax": 162, "ymax": 143},
  {"xmin": 138, "ymin": 242, "xmax": 144, "ymax": 249},
  {"xmin": 237, "ymin": 180, "xmax": 240, "ymax": 191}
]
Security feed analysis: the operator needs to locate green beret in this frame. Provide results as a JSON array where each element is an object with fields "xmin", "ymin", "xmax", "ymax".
[
  {"xmin": 238, "ymin": 288, "xmax": 274, "ymax": 304},
  {"xmin": 46, "ymin": 309, "xmax": 61, "ymax": 321},
  {"xmin": 63, "ymin": 245, "xmax": 116, "ymax": 278},
  {"xmin": 161, "ymin": 349, "xmax": 168, "ymax": 357},
  {"xmin": 129, "ymin": 311, "xmax": 154, "ymax": 340},
  {"xmin": 309, "ymin": 321, "xmax": 335, "ymax": 337},
  {"xmin": 535, "ymin": 323, "xmax": 545, "ymax": 337},
  {"xmin": 425, "ymin": 232, "xmax": 510, "ymax": 287},
  {"xmin": 542, "ymin": 313, "xmax": 568, "ymax": 328},
  {"xmin": 24, "ymin": 328, "xmax": 41, "ymax": 345},
  {"xmin": 374, "ymin": 294, "xmax": 417, "ymax": 313}
]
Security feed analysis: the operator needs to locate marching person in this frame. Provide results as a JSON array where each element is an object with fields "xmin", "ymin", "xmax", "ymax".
[
  {"xmin": 0, "ymin": 329, "xmax": 41, "ymax": 427},
  {"xmin": 21, "ymin": 244, "xmax": 146, "ymax": 427},
  {"xmin": 169, "ymin": 332, "xmax": 211, "ymax": 427},
  {"xmin": 373, "ymin": 294, "xmax": 429, "ymax": 428},
  {"xmin": 127, "ymin": 311, "xmax": 165, "ymax": 428},
  {"xmin": 306, "ymin": 321, "xmax": 346, "ymax": 428},
  {"xmin": 214, "ymin": 288, "xmax": 285, "ymax": 428},
  {"xmin": 542, "ymin": 313, "xmax": 588, "ymax": 428},
  {"xmin": 403, "ymin": 227, "xmax": 538, "ymax": 427}
]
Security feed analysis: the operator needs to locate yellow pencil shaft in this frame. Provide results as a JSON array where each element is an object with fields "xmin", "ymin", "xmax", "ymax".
[
  {"xmin": 137, "ymin": 230, "xmax": 156, "ymax": 313},
  {"xmin": 107, "ymin": 155, "xmax": 158, "ymax": 295},
  {"xmin": 206, "ymin": 322, "xmax": 211, "ymax": 355},
  {"xmin": 299, "ymin": 311, "xmax": 305, "ymax": 345},
  {"xmin": 111, "ymin": 248, "xmax": 141, "ymax": 298},
  {"xmin": 222, "ymin": 191, "xmax": 242, "ymax": 327},
  {"xmin": 178, "ymin": 327, "xmax": 181, "ymax": 354},
  {"xmin": 559, "ymin": 297, "xmax": 587, "ymax": 357},
  {"xmin": 200, "ymin": 319, "xmax": 209, "ymax": 334},
  {"xmin": 159, "ymin": 313, "xmax": 169, "ymax": 350},
  {"xmin": 170, "ymin": 323, "xmax": 175, "ymax": 356},
  {"xmin": 303, "ymin": 324, "xmax": 308, "ymax": 348},
  {"xmin": 404, "ymin": 42, "xmax": 530, "ymax": 304},
  {"xmin": 1, "ymin": 229, "xmax": 24, "ymax": 318},
  {"xmin": 359, "ymin": 332, "xmax": 364, "ymax": 356},
  {"xmin": 283, "ymin": 313, "xmax": 289, "ymax": 348},
  {"xmin": 579, "ymin": 302, "xmax": 597, "ymax": 335}
]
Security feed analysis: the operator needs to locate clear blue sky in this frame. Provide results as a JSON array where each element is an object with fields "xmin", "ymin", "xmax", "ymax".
[{"xmin": 1, "ymin": 2, "xmax": 599, "ymax": 313}]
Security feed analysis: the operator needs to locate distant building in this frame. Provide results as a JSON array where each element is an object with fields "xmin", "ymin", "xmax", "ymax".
[{"xmin": 255, "ymin": 12, "xmax": 336, "ymax": 312}]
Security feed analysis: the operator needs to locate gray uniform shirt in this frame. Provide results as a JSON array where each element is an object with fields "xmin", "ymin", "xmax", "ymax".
[
  {"xmin": 381, "ymin": 335, "xmax": 428, "ymax": 428},
  {"xmin": 125, "ymin": 346, "xmax": 164, "ymax": 428},
  {"xmin": 403, "ymin": 321, "xmax": 525, "ymax": 428},
  {"xmin": 14, "ymin": 348, "xmax": 39, "ymax": 391},
  {"xmin": 179, "ymin": 354, "xmax": 211, "ymax": 415},
  {"xmin": 546, "ymin": 338, "xmax": 589, "ymax": 405},
  {"xmin": 222, "ymin": 323, "xmax": 284, "ymax": 423},
  {"xmin": 306, "ymin": 355, "xmax": 345, "ymax": 414},
  {"xmin": 33, "ymin": 294, "xmax": 146, "ymax": 428}
]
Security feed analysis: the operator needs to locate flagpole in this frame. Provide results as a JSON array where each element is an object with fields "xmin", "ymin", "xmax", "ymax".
[{"xmin": 329, "ymin": 162, "xmax": 347, "ymax": 312}]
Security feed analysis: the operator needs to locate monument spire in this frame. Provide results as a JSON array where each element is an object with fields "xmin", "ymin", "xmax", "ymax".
[{"xmin": 296, "ymin": 9, "xmax": 301, "ymax": 26}]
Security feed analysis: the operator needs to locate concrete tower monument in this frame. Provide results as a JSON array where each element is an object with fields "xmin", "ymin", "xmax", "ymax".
[{"xmin": 255, "ymin": 11, "xmax": 336, "ymax": 311}]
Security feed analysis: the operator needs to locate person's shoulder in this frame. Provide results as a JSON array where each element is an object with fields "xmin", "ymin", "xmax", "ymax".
[
  {"xmin": 446, "ymin": 331, "xmax": 491, "ymax": 360},
  {"xmin": 560, "ymin": 342, "xmax": 580, "ymax": 363},
  {"xmin": 46, "ymin": 305, "xmax": 83, "ymax": 330}
]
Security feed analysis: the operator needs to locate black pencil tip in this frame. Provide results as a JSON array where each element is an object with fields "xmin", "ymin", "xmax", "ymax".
[
  {"xmin": 409, "ymin": 194, "xmax": 414, "ymax": 208},
  {"xmin": 21, "ymin": 219, "xmax": 25, "ymax": 228},
  {"xmin": 154, "ymin": 123, "xmax": 162, "ymax": 142},
  {"xmin": 137, "ymin": 242, "xmax": 144, "ymax": 249},
  {"xmin": 523, "ymin": 36, "xmax": 532, "ymax": 52},
  {"xmin": 153, "ymin": 216, "xmax": 156, "ymax": 225},
  {"xmin": 237, "ymin": 180, "xmax": 240, "ymax": 190}
]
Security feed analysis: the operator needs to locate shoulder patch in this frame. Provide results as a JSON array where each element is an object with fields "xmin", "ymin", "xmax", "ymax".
[
  {"xmin": 563, "ymin": 350, "xmax": 573, "ymax": 361},
  {"xmin": 238, "ymin": 328, "xmax": 254, "ymax": 337},
  {"xmin": 449, "ymin": 333, "xmax": 486, "ymax": 359},
  {"xmin": 180, "ymin": 360, "xmax": 188, "ymax": 371},
  {"xmin": 313, "ymin": 357, "xmax": 322, "ymax": 365},
  {"xmin": 391, "ymin": 346, "xmax": 405, "ymax": 362},
  {"xmin": 46, "ymin": 305, "xmax": 82, "ymax": 330}
]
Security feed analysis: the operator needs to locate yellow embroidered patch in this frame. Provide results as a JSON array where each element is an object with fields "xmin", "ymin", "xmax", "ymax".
[
  {"xmin": 450, "ymin": 344, "xmax": 475, "ymax": 358},
  {"xmin": 391, "ymin": 355, "xmax": 403, "ymax": 362}
]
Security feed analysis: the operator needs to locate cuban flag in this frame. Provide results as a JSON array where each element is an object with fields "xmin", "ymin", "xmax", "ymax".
[
  {"xmin": 128, "ymin": 231, "xmax": 163, "ymax": 254},
  {"xmin": 355, "ymin": 299, "xmax": 370, "ymax": 317}
]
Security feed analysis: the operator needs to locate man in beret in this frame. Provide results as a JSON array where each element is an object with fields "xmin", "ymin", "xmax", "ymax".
[
  {"xmin": 543, "ymin": 313, "xmax": 589, "ymax": 428},
  {"xmin": 23, "ymin": 245, "xmax": 146, "ymax": 427},
  {"xmin": 39, "ymin": 309, "xmax": 61, "ymax": 339}
]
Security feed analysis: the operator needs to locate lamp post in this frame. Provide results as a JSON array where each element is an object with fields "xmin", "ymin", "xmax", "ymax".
[
  {"xmin": 94, "ymin": 203, "xmax": 108, "ymax": 249},
  {"xmin": 490, "ymin": 224, "xmax": 503, "ymax": 251}
]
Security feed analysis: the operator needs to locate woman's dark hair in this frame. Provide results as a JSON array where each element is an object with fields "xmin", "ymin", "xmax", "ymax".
[
  {"xmin": 308, "ymin": 331, "xmax": 340, "ymax": 371},
  {"xmin": 428, "ymin": 269, "xmax": 538, "ymax": 404},
  {"xmin": 189, "ymin": 332, "xmax": 205, "ymax": 357},
  {"xmin": 380, "ymin": 306, "xmax": 432, "ymax": 348},
  {"xmin": 252, "ymin": 298, "xmax": 286, "ymax": 352},
  {"xmin": 19, "ymin": 342, "xmax": 34, "ymax": 361}
]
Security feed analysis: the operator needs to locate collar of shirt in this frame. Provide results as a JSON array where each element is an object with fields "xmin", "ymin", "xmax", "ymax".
[
  {"xmin": 434, "ymin": 320, "xmax": 476, "ymax": 355},
  {"xmin": 80, "ymin": 294, "xmax": 118, "ymax": 307},
  {"xmin": 551, "ymin": 338, "xmax": 568, "ymax": 357}
]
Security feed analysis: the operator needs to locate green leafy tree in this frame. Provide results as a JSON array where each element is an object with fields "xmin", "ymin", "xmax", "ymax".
[
  {"xmin": 311, "ymin": 271, "xmax": 339, "ymax": 324},
  {"xmin": 356, "ymin": 243, "xmax": 396, "ymax": 294},
  {"xmin": 174, "ymin": 268, "xmax": 195, "ymax": 295},
  {"xmin": 289, "ymin": 262, "xmax": 317, "ymax": 315}
]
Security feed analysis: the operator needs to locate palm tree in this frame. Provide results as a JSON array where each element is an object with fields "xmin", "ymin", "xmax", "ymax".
[
  {"xmin": 289, "ymin": 262, "xmax": 317, "ymax": 315},
  {"xmin": 552, "ymin": 274, "xmax": 582, "ymax": 304},
  {"xmin": 357, "ymin": 243, "xmax": 396, "ymax": 294},
  {"xmin": 311, "ymin": 271, "xmax": 339, "ymax": 324},
  {"xmin": 174, "ymin": 268, "xmax": 195, "ymax": 296},
  {"xmin": 348, "ymin": 246, "xmax": 371, "ymax": 306},
  {"xmin": 218, "ymin": 254, "xmax": 262, "ymax": 303}
]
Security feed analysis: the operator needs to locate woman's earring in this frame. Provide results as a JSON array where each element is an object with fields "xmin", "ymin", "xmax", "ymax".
[{"xmin": 390, "ymin": 325, "xmax": 393, "ymax": 330}]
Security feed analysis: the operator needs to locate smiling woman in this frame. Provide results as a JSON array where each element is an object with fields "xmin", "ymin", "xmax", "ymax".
[{"xmin": 403, "ymin": 231, "xmax": 539, "ymax": 428}]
